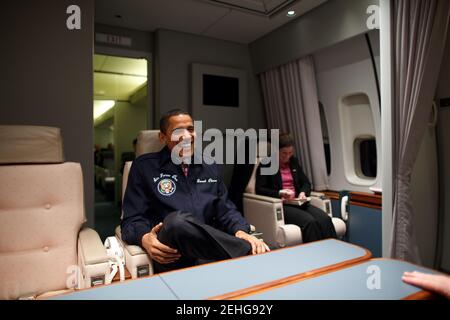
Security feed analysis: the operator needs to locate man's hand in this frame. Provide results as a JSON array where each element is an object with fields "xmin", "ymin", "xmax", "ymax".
[
  {"xmin": 402, "ymin": 271, "xmax": 450, "ymax": 299},
  {"xmin": 235, "ymin": 230, "xmax": 270, "ymax": 255},
  {"xmin": 141, "ymin": 223, "xmax": 181, "ymax": 264}
]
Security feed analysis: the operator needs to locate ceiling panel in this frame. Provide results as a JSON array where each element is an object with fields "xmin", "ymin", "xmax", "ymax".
[
  {"xmin": 95, "ymin": 0, "xmax": 230, "ymax": 36},
  {"xmin": 94, "ymin": 73, "xmax": 147, "ymax": 100},
  {"xmin": 94, "ymin": 54, "xmax": 148, "ymax": 101},
  {"xmin": 204, "ymin": 0, "xmax": 295, "ymax": 16},
  {"xmin": 204, "ymin": 0, "xmax": 328, "ymax": 43},
  {"xmin": 95, "ymin": 0, "xmax": 328, "ymax": 44},
  {"xmin": 93, "ymin": 54, "xmax": 107, "ymax": 70},
  {"xmin": 98, "ymin": 55, "xmax": 148, "ymax": 76}
]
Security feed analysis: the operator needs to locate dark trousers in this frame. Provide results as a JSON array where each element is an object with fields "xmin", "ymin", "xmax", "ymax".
[
  {"xmin": 154, "ymin": 211, "xmax": 252, "ymax": 273},
  {"xmin": 283, "ymin": 203, "xmax": 337, "ymax": 243}
]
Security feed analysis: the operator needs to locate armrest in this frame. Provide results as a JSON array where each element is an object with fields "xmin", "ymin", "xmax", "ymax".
[
  {"xmin": 277, "ymin": 225, "xmax": 302, "ymax": 247},
  {"xmin": 310, "ymin": 191, "xmax": 325, "ymax": 197},
  {"xmin": 78, "ymin": 228, "xmax": 109, "ymax": 265},
  {"xmin": 114, "ymin": 226, "xmax": 147, "ymax": 256},
  {"xmin": 115, "ymin": 226, "xmax": 153, "ymax": 278},
  {"xmin": 332, "ymin": 217, "xmax": 347, "ymax": 238},
  {"xmin": 309, "ymin": 195, "xmax": 333, "ymax": 217},
  {"xmin": 77, "ymin": 228, "xmax": 111, "ymax": 288},
  {"xmin": 243, "ymin": 195, "xmax": 301, "ymax": 248},
  {"xmin": 243, "ymin": 193, "xmax": 282, "ymax": 203}
]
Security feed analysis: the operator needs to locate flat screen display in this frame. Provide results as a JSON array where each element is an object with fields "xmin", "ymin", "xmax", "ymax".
[{"xmin": 202, "ymin": 74, "xmax": 239, "ymax": 107}]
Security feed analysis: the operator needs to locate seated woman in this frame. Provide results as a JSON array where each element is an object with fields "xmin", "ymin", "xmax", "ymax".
[{"xmin": 255, "ymin": 133, "xmax": 336, "ymax": 243}]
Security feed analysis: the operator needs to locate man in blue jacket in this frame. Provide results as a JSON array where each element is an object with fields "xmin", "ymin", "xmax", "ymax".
[{"xmin": 122, "ymin": 109, "xmax": 270, "ymax": 273}]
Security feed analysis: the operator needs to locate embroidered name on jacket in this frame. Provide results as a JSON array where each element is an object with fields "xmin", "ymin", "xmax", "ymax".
[{"xmin": 196, "ymin": 178, "xmax": 218, "ymax": 183}]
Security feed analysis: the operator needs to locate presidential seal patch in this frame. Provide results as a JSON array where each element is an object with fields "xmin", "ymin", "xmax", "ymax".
[{"xmin": 158, "ymin": 178, "xmax": 176, "ymax": 196}]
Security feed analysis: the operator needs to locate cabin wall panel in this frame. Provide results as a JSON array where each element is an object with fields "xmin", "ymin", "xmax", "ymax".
[
  {"xmin": 113, "ymin": 101, "xmax": 147, "ymax": 202},
  {"xmin": 155, "ymin": 29, "xmax": 265, "ymax": 130},
  {"xmin": 95, "ymin": 23, "xmax": 153, "ymax": 53},
  {"xmin": 314, "ymin": 34, "xmax": 381, "ymax": 193},
  {"xmin": 95, "ymin": 127, "xmax": 114, "ymax": 147},
  {"xmin": 437, "ymin": 24, "xmax": 450, "ymax": 272},
  {"xmin": 1, "ymin": 1, "xmax": 95, "ymax": 226},
  {"xmin": 347, "ymin": 205, "xmax": 382, "ymax": 257},
  {"xmin": 155, "ymin": 29, "xmax": 266, "ymax": 186},
  {"xmin": 411, "ymin": 127, "xmax": 439, "ymax": 268},
  {"xmin": 439, "ymin": 109, "xmax": 450, "ymax": 272},
  {"xmin": 250, "ymin": 0, "xmax": 380, "ymax": 74}
]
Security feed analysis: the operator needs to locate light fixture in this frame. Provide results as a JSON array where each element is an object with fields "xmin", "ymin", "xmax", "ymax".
[
  {"xmin": 287, "ymin": 10, "xmax": 296, "ymax": 17},
  {"xmin": 94, "ymin": 100, "xmax": 115, "ymax": 120}
]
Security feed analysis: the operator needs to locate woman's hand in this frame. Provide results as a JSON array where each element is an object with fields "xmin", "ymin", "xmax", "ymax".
[
  {"xmin": 279, "ymin": 189, "xmax": 295, "ymax": 199},
  {"xmin": 298, "ymin": 192, "xmax": 307, "ymax": 200}
]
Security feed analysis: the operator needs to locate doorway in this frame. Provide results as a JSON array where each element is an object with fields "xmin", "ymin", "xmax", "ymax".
[{"xmin": 93, "ymin": 53, "xmax": 149, "ymax": 241}]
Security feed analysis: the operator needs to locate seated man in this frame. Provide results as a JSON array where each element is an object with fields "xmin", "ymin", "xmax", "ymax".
[{"xmin": 121, "ymin": 109, "xmax": 270, "ymax": 273}]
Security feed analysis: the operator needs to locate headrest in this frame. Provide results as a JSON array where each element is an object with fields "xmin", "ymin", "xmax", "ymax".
[
  {"xmin": 136, "ymin": 130, "xmax": 165, "ymax": 157},
  {"xmin": 257, "ymin": 141, "xmax": 271, "ymax": 159},
  {"xmin": 244, "ymin": 141, "xmax": 273, "ymax": 194},
  {"xmin": 0, "ymin": 125, "xmax": 65, "ymax": 164}
]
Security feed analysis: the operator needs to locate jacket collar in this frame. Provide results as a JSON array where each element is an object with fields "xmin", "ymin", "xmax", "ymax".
[{"xmin": 159, "ymin": 145, "xmax": 204, "ymax": 169}]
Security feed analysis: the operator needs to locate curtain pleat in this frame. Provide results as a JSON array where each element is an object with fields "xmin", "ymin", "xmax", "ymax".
[
  {"xmin": 259, "ymin": 56, "xmax": 329, "ymax": 190},
  {"xmin": 390, "ymin": 0, "xmax": 449, "ymax": 262}
]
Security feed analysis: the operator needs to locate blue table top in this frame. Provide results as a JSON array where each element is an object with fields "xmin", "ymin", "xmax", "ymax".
[
  {"xmin": 160, "ymin": 239, "xmax": 369, "ymax": 299},
  {"xmin": 51, "ymin": 239, "xmax": 370, "ymax": 300},
  {"xmin": 52, "ymin": 275, "xmax": 178, "ymax": 300},
  {"xmin": 242, "ymin": 259, "xmax": 441, "ymax": 300}
]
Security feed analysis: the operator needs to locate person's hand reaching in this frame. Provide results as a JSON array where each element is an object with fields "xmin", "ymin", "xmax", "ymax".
[{"xmin": 402, "ymin": 271, "xmax": 450, "ymax": 299}]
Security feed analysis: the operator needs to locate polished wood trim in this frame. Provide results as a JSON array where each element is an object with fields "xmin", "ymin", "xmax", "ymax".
[
  {"xmin": 349, "ymin": 191, "xmax": 382, "ymax": 210},
  {"xmin": 229, "ymin": 257, "xmax": 442, "ymax": 301},
  {"xmin": 321, "ymin": 190, "xmax": 340, "ymax": 200},
  {"xmin": 350, "ymin": 192, "xmax": 382, "ymax": 205},
  {"xmin": 404, "ymin": 290, "xmax": 436, "ymax": 300},
  {"xmin": 52, "ymin": 240, "xmax": 351, "ymax": 298},
  {"xmin": 158, "ymin": 239, "xmax": 359, "ymax": 277},
  {"xmin": 53, "ymin": 240, "xmax": 372, "ymax": 300},
  {"xmin": 209, "ymin": 241, "xmax": 372, "ymax": 300}
]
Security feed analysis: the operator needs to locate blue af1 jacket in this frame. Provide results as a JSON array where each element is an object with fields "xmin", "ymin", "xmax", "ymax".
[{"xmin": 121, "ymin": 146, "xmax": 250, "ymax": 247}]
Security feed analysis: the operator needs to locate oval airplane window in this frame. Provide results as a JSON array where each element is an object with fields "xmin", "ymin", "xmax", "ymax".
[
  {"xmin": 354, "ymin": 137, "xmax": 377, "ymax": 178},
  {"xmin": 339, "ymin": 92, "xmax": 377, "ymax": 186}
]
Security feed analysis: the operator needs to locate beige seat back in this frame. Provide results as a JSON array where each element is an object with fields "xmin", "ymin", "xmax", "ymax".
[
  {"xmin": 121, "ymin": 130, "xmax": 164, "ymax": 218},
  {"xmin": 0, "ymin": 126, "xmax": 85, "ymax": 299},
  {"xmin": 118, "ymin": 130, "xmax": 164, "ymax": 278},
  {"xmin": 245, "ymin": 141, "xmax": 270, "ymax": 194},
  {"xmin": 135, "ymin": 130, "xmax": 165, "ymax": 157}
]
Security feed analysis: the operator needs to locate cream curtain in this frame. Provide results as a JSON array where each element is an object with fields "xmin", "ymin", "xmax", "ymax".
[
  {"xmin": 390, "ymin": 0, "xmax": 450, "ymax": 262},
  {"xmin": 259, "ymin": 56, "xmax": 329, "ymax": 190}
]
